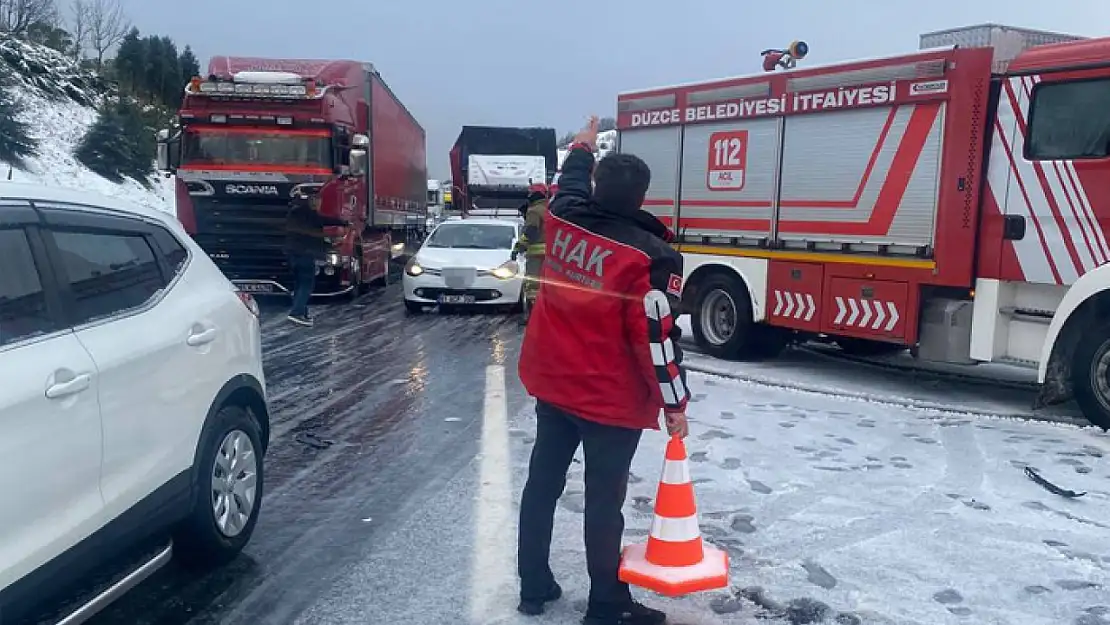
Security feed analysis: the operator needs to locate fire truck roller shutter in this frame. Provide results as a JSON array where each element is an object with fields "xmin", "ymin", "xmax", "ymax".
[
  {"xmin": 777, "ymin": 103, "xmax": 945, "ymax": 253},
  {"xmin": 678, "ymin": 117, "xmax": 779, "ymax": 244},
  {"xmin": 618, "ymin": 125, "xmax": 681, "ymax": 229}
]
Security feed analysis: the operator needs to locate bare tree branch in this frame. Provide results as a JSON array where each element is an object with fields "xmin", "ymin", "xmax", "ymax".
[
  {"xmin": 87, "ymin": 0, "xmax": 127, "ymax": 69},
  {"xmin": 68, "ymin": 0, "xmax": 90, "ymax": 60},
  {"xmin": 0, "ymin": 0, "xmax": 58, "ymax": 35}
]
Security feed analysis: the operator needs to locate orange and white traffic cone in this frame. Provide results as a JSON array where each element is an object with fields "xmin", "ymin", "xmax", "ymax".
[{"xmin": 618, "ymin": 435, "xmax": 729, "ymax": 597}]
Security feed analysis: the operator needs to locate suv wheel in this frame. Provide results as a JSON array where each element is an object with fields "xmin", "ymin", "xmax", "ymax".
[{"xmin": 174, "ymin": 404, "xmax": 265, "ymax": 568}]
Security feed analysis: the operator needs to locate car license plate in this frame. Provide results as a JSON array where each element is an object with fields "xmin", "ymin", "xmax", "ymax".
[
  {"xmin": 237, "ymin": 283, "xmax": 275, "ymax": 294},
  {"xmin": 439, "ymin": 294, "xmax": 475, "ymax": 305}
]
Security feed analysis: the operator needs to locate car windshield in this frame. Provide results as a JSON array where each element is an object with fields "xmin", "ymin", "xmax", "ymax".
[
  {"xmin": 424, "ymin": 223, "xmax": 515, "ymax": 250},
  {"xmin": 182, "ymin": 126, "xmax": 332, "ymax": 170}
]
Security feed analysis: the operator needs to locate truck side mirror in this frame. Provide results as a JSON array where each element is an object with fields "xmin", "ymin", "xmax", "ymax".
[
  {"xmin": 349, "ymin": 133, "xmax": 369, "ymax": 176},
  {"xmin": 156, "ymin": 128, "xmax": 181, "ymax": 173},
  {"xmin": 349, "ymin": 149, "xmax": 368, "ymax": 176}
]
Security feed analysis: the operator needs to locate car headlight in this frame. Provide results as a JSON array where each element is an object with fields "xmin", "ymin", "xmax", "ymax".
[
  {"xmin": 490, "ymin": 260, "xmax": 519, "ymax": 280},
  {"xmin": 405, "ymin": 259, "xmax": 424, "ymax": 276},
  {"xmin": 392, "ymin": 242, "xmax": 406, "ymax": 252}
]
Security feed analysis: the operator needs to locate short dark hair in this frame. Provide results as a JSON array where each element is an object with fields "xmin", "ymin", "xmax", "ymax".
[{"xmin": 594, "ymin": 153, "xmax": 651, "ymax": 211}]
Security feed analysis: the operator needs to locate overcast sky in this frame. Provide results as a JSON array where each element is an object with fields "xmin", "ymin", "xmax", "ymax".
[{"xmin": 123, "ymin": 0, "xmax": 1109, "ymax": 179}]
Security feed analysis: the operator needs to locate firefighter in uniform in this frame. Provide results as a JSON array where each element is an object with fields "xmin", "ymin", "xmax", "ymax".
[{"xmin": 513, "ymin": 182, "xmax": 550, "ymax": 318}]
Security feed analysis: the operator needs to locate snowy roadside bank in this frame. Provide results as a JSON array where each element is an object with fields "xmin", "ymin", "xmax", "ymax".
[{"xmin": 496, "ymin": 372, "xmax": 1110, "ymax": 625}]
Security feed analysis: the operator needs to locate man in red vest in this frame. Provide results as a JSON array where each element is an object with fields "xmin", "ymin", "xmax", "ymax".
[{"xmin": 515, "ymin": 116, "xmax": 690, "ymax": 625}]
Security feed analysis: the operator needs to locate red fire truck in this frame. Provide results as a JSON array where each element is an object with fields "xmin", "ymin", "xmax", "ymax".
[
  {"xmin": 616, "ymin": 31, "xmax": 1110, "ymax": 427},
  {"xmin": 157, "ymin": 57, "xmax": 426, "ymax": 299}
]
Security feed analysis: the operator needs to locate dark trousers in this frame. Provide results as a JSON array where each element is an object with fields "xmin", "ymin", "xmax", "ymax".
[
  {"xmin": 518, "ymin": 401, "xmax": 643, "ymax": 611},
  {"xmin": 288, "ymin": 253, "xmax": 316, "ymax": 317}
]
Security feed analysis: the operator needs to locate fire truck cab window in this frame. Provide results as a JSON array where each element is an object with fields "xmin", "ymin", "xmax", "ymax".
[
  {"xmin": 1027, "ymin": 78, "xmax": 1110, "ymax": 160},
  {"xmin": 182, "ymin": 128, "xmax": 334, "ymax": 169}
]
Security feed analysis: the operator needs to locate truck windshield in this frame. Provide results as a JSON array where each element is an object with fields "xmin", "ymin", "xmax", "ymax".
[
  {"xmin": 425, "ymin": 223, "xmax": 516, "ymax": 250},
  {"xmin": 182, "ymin": 126, "xmax": 333, "ymax": 171}
]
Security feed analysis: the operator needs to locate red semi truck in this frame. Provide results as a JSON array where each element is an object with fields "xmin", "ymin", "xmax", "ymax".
[
  {"xmin": 615, "ymin": 27, "xmax": 1110, "ymax": 427},
  {"xmin": 156, "ymin": 57, "xmax": 426, "ymax": 299}
]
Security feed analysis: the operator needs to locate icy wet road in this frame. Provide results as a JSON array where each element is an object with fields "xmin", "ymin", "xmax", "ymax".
[
  {"xmin": 78, "ymin": 285, "xmax": 1107, "ymax": 625},
  {"xmin": 85, "ymin": 286, "xmax": 531, "ymax": 625}
]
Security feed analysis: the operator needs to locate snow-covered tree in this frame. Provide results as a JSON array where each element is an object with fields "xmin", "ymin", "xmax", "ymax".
[
  {"xmin": 0, "ymin": 67, "xmax": 39, "ymax": 169},
  {"xmin": 75, "ymin": 99, "xmax": 151, "ymax": 183}
]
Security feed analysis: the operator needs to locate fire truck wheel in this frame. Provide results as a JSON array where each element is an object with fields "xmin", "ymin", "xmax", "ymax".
[
  {"xmin": 691, "ymin": 273, "xmax": 771, "ymax": 360},
  {"xmin": 1070, "ymin": 321, "xmax": 1110, "ymax": 430}
]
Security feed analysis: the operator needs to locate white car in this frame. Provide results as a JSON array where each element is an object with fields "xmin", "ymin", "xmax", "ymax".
[
  {"xmin": 0, "ymin": 184, "xmax": 269, "ymax": 623},
  {"xmin": 403, "ymin": 218, "xmax": 524, "ymax": 313}
]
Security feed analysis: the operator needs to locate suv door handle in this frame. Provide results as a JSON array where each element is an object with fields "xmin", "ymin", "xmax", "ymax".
[
  {"xmin": 46, "ymin": 373, "xmax": 92, "ymax": 400},
  {"xmin": 186, "ymin": 328, "xmax": 218, "ymax": 347}
]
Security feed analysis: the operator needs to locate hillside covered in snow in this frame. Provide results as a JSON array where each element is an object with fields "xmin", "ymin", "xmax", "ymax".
[{"xmin": 0, "ymin": 34, "xmax": 173, "ymax": 213}]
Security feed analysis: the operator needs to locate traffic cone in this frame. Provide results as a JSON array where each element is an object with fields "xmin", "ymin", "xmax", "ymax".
[{"xmin": 618, "ymin": 435, "xmax": 729, "ymax": 597}]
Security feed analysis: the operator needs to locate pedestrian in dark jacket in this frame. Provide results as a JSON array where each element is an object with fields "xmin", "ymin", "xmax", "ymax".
[
  {"xmin": 284, "ymin": 193, "xmax": 347, "ymax": 327},
  {"xmin": 516, "ymin": 116, "xmax": 691, "ymax": 625}
]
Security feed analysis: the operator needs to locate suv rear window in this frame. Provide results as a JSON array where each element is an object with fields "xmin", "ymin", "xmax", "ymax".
[
  {"xmin": 149, "ymin": 225, "xmax": 189, "ymax": 276},
  {"xmin": 52, "ymin": 230, "xmax": 165, "ymax": 325},
  {"xmin": 0, "ymin": 228, "xmax": 56, "ymax": 346}
]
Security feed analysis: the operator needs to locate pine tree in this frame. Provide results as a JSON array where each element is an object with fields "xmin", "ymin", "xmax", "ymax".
[
  {"xmin": 158, "ymin": 36, "xmax": 181, "ymax": 107},
  {"xmin": 113, "ymin": 27, "xmax": 143, "ymax": 93},
  {"xmin": 115, "ymin": 99, "xmax": 154, "ymax": 183},
  {"xmin": 75, "ymin": 103, "xmax": 130, "ymax": 182},
  {"xmin": 0, "ymin": 68, "xmax": 39, "ymax": 169},
  {"xmin": 141, "ymin": 35, "xmax": 166, "ymax": 103},
  {"xmin": 179, "ymin": 46, "xmax": 200, "ymax": 82}
]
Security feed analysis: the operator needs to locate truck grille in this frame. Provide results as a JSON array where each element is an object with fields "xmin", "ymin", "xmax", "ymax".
[{"xmin": 191, "ymin": 199, "xmax": 293, "ymax": 285}]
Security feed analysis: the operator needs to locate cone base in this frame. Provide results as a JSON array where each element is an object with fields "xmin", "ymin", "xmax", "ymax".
[{"xmin": 618, "ymin": 541, "xmax": 729, "ymax": 598}]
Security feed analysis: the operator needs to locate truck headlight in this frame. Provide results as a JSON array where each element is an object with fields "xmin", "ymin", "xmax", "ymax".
[
  {"xmin": 405, "ymin": 260, "xmax": 424, "ymax": 276},
  {"xmin": 326, "ymin": 252, "xmax": 341, "ymax": 266},
  {"xmin": 490, "ymin": 261, "xmax": 519, "ymax": 280}
]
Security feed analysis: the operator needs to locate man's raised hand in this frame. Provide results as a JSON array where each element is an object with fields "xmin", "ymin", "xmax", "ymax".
[{"xmin": 573, "ymin": 115, "xmax": 600, "ymax": 150}]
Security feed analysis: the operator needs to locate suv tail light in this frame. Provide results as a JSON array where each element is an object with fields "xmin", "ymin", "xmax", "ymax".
[{"xmin": 236, "ymin": 290, "xmax": 260, "ymax": 317}]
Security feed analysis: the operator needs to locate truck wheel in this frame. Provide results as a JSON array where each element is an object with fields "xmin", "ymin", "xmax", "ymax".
[
  {"xmin": 691, "ymin": 274, "xmax": 779, "ymax": 360},
  {"xmin": 174, "ymin": 404, "xmax": 264, "ymax": 569},
  {"xmin": 1070, "ymin": 319, "xmax": 1110, "ymax": 430},
  {"xmin": 837, "ymin": 337, "xmax": 906, "ymax": 357}
]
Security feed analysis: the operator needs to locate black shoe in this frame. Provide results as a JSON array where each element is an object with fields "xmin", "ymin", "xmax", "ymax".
[
  {"xmin": 517, "ymin": 582, "xmax": 563, "ymax": 616},
  {"xmin": 583, "ymin": 602, "xmax": 666, "ymax": 625},
  {"xmin": 287, "ymin": 314, "xmax": 313, "ymax": 327}
]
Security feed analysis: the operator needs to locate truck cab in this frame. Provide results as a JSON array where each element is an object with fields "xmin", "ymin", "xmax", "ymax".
[{"xmin": 158, "ymin": 59, "xmax": 426, "ymax": 300}]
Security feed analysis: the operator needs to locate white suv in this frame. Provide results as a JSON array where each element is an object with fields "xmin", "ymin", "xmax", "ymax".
[{"xmin": 0, "ymin": 184, "xmax": 269, "ymax": 622}]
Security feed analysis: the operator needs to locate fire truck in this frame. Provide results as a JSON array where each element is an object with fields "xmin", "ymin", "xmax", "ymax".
[
  {"xmin": 615, "ymin": 26, "xmax": 1110, "ymax": 428},
  {"xmin": 156, "ymin": 57, "xmax": 427, "ymax": 299}
]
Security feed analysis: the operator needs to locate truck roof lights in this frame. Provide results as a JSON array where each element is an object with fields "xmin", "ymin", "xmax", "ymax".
[{"xmin": 186, "ymin": 75, "xmax": 322, "ymax": 99}]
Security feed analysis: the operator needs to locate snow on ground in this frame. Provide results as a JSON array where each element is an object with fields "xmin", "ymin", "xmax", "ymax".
[
  {"xmin": 674, "ymin": 316, "xmax": 1086, "ymax": 425},
  {"xmin": 494, "ymin": 373, "xmax": 1110, "ymax": 625},
  {"xmin": 5, "ymin": 86, "xmax": 175, "ymax": 215}
]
